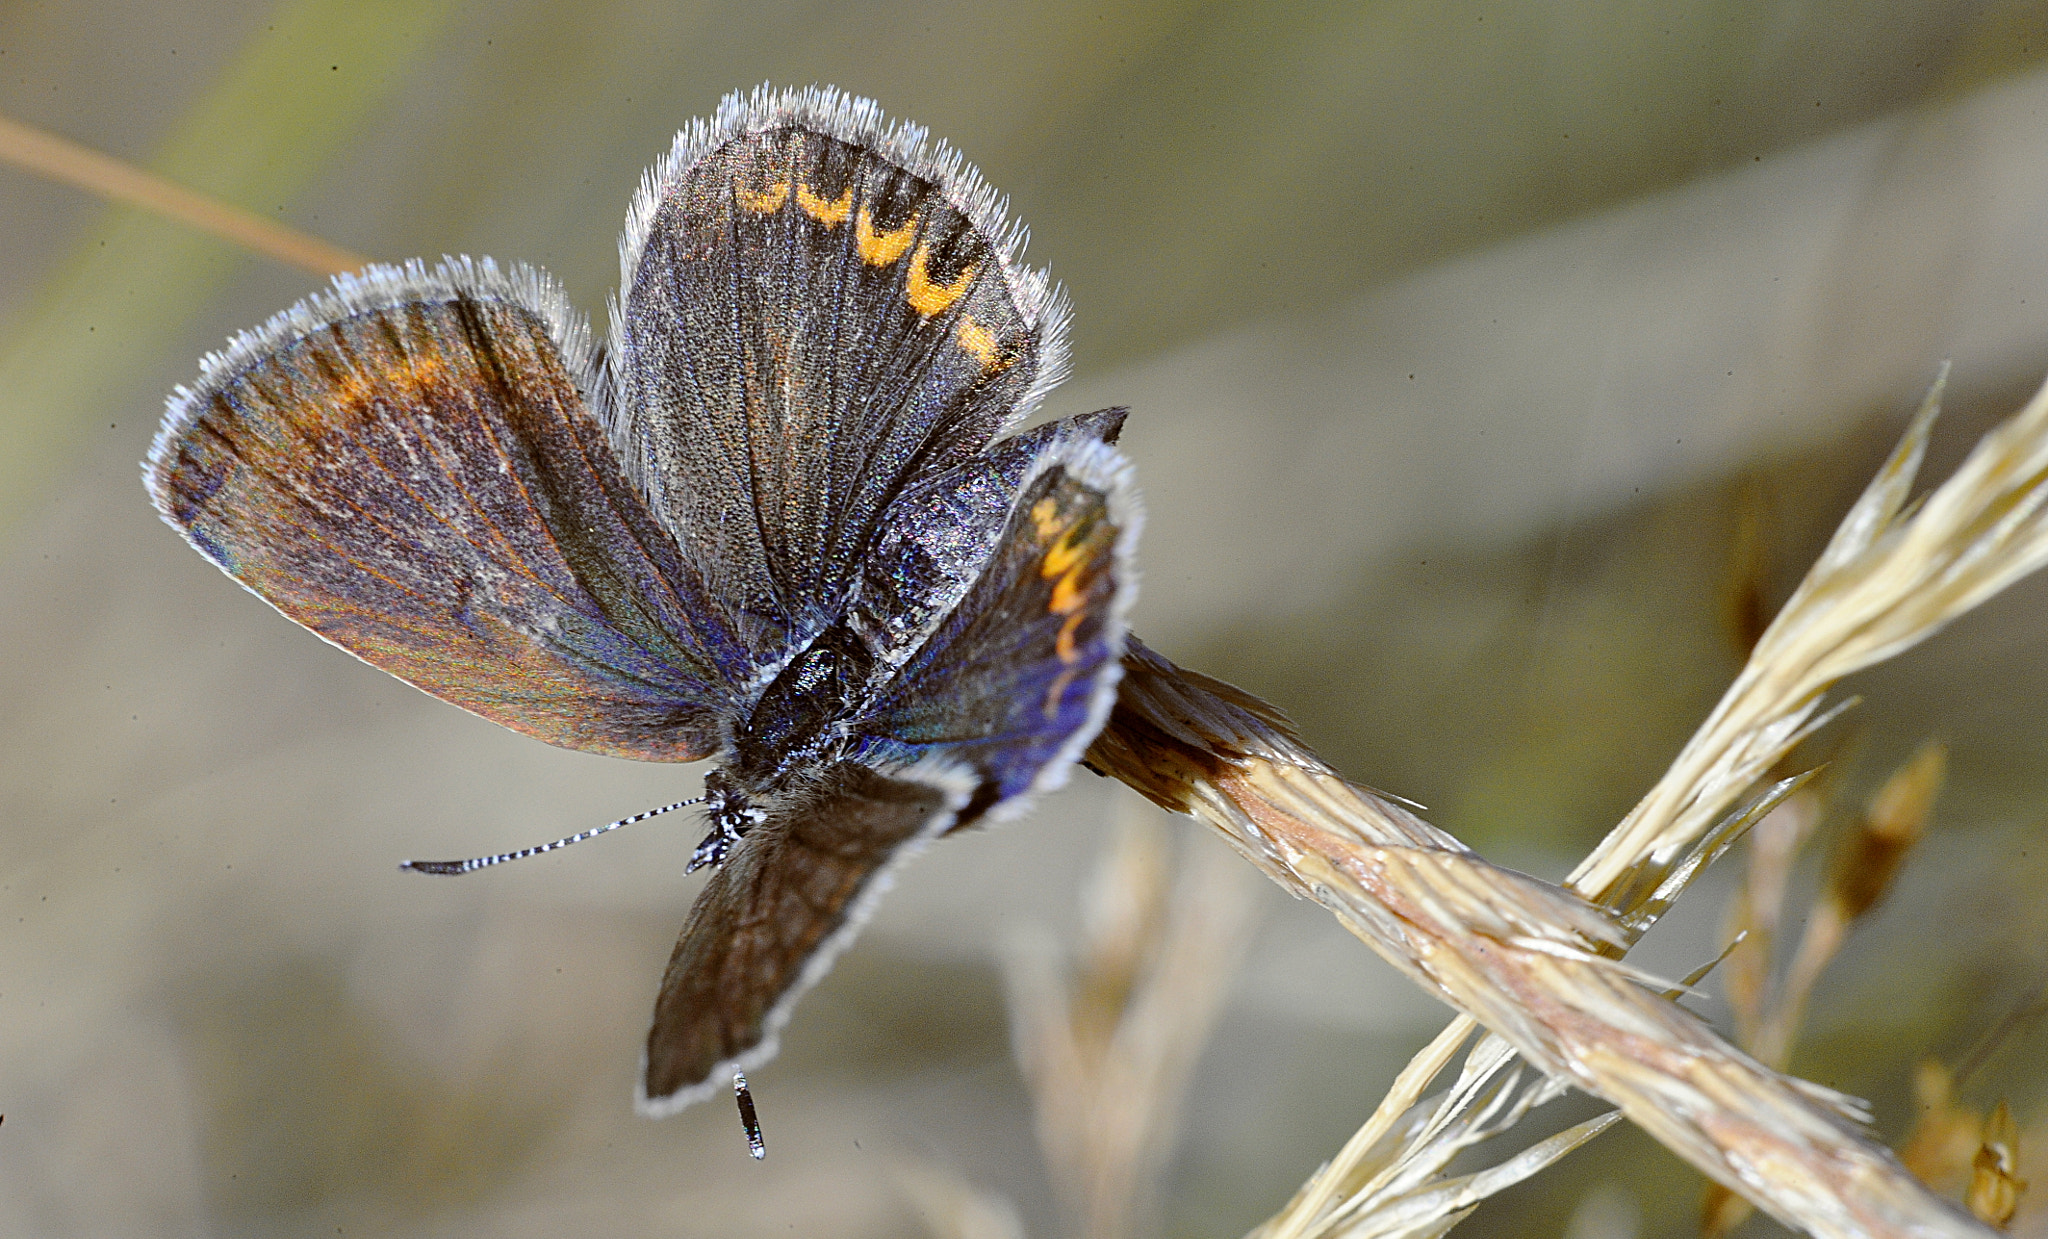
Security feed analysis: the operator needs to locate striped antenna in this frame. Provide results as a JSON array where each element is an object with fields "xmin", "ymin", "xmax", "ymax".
[{"xmin": 400, "ymin": 797, "xmax": 705, "ymax": 876}]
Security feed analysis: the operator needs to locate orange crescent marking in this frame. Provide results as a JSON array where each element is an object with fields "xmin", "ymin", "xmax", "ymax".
[
  {"xmin": 905, "ymin": 242, "xmax": 979, "ymax": 317},
  {"xmin": 1054, "ymin": 608, "xmax": 1087, "ymax": 664},
  {"xmin": 736, "ymin": 180, "xmax": 791, "ymax": 213},
  {"xmin": 1039, "ymin": 526, "xmax": 1090, "ymax": 588},
  {"xmin": 1048, "ymin": 567, "xmax": 1089, "ymax": 617},
  {"xmin": 795, "ymin": 182, "xmax": 852, "ymax": 226},
  {"xmin": 855, "ymin": 206, "xmax": 916, "ymax": 266}
]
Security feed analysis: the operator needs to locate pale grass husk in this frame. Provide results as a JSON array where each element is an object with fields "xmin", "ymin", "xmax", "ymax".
[
  {"xmin": 1247, "ymin": 1031, "xmax": 1622, "ymax": 1239},
  {"xmin": 1003, "ymin": 806, "xmax": 1262, "ymax": 1239},
  {"xmin": 1088, "ymin": 369, "xmax": 2048, "ymax": 1239}
]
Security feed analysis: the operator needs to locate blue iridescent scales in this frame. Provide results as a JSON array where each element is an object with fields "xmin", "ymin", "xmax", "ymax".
[{"xmin": 143, "ymin": 85, "xmax": 1139, "ymax": 1119}]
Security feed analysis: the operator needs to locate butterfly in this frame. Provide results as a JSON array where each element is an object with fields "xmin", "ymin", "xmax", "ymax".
[{"xmin": 143, "ymin": 84, "xmax": 1140, "ymax": 1117}]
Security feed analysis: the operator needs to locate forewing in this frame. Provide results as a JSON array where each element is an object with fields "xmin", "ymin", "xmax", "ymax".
[
  {"xmin": 851, "ymin": 437, "xmax": 1140, "ymax": 807},
  {"xmin": 639, "ymin": 760, "xmax": 969, "ymax": 1114},
  {"xmin": 613, "ymin": 85, "xmax": 1069, "ymax": 671},
  {"xmin": 146, "ymin": 259, "xmax": 739, "ymax": 761}
]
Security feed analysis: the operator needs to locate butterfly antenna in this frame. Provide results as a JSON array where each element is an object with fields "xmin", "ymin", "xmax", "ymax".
[
  {"xmin": 734, "ymin": 1072, "xmax": 766, "ymax": 1160},
  {"xmin": 399, "ymin": 797, "xmax": 706, "ymax": 876}
]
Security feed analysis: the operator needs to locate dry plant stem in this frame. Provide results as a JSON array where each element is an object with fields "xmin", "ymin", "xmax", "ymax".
[
  {"xmin": 1705, "ymin": 795, "xmax": 1823, "ymax": 1238},
  {"xmin": 1754, "ymin": 901, "xmax": 1849, "ymax": 1069},
  {"xmin": 1901, "ymin": 1062, "xmax": 1991, "ymax": 1194},
  {"xmin": 1569, "ymin": 369, "xmax": 2047, "ymax": 904},
  {"xmin": 1255, "ymin": 1018, "xmax": 1477, "ymax": 1238},
  {"xmin": 1727, "ymin": 741, "xmax": 1942, "ymax": 1075},
  {"xmin": 1088, "ymin": 370, "xmax": 2048, "ymax": 1239},
  {"xmin": 1705, "ymin": 739, "xmax": 1942, "ymax": 1234},
  {"xmin": 0, "ymin": 112, "xmax": 366, "ymax": 277},
  {"xmin": 1723, "ymin": 793, "xmax": 1821, "ymax": 1049},
  {"xmin": 1091, "ymin": 643, "xmax": 1984, "ymax": 1238},
  {"xmin": 1252, "ymin": 1031, "xmax": 1622, "ymax": 1239}
]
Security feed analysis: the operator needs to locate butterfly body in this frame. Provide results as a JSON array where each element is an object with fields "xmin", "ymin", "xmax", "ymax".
[{"xmin": 146, "ymin": 86, "xmax": 1140, "ymax": 1116}]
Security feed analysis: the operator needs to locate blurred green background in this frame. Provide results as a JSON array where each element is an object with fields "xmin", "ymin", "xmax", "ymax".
[{"xmin": 4, "ymin": 1, "xmax": 2048, "ymax": 1235}]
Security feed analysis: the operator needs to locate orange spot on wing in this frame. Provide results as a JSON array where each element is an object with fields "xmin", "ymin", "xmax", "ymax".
[
  {"xmin": 324, "ymin": 370, "xmax": 372, "ymax": 412},
  {"xmin": 736, "ymin": 180, "xmax": 791, "ymax": 213},
  {"xmin": 332, "ymin": 351, "xmax": 447, "ymax": 421},
  {"xmin": 906, "ymin": 243, "xmax": 978, "ymax": 317},
  {"xmin": 855, "ymin": 206, "xmax": 915, "ymax": 266},
  {"xmin": 401, "ymin": 352, "xmax": 446, "ymax": 391},
  {"xmin": 795, "ymin": 182, "xmax": 852, "ymax": 226},
  {"xmin": 955, "ymin": 315, "xmax": 1001, "ymax": 368},
  {"xmin": 323, "ymin": 348, "xmax": 446, "ymax": 420}
]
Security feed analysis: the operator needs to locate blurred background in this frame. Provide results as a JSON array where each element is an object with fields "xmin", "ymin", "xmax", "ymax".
[{"xmin": 4, "ymin": 1, "xmax": 2048, "ymax": 1235}]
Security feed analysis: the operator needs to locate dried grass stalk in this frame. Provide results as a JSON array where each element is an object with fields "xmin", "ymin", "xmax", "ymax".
[
  {"xmin": 1089, "ymin": 369, "xmax": 2048, "ymax": 1239},
  {"xmin": 1753, "ymin": 741, "xmax": 1946, "ymax": 1068},
  {"xmin": 1721, "ymin": 790, "xmax": 1822, "ymax": 1051},
  {"xmin": 0, "ymin": 112, "xmax": 366, "ymax": 277},
  {"xmin": 1709, "ymin": 739, "xmax": 1944, "ymax": 1236},
  {"xmin": 1248, "ymin": 1031, "xmax": 1622, "ymax": 1239}
]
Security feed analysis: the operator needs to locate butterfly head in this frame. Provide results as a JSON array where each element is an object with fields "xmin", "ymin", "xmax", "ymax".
[{"xmin": 687, "ymin": 768, "xmax": 768, "ymax": 873}]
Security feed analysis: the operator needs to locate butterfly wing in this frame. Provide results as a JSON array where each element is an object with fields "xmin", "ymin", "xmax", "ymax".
[
  {"xmin": 638, "ymin": 759, "xmax": 971, "ymax": 1114},
  {"xmin": 848, "ymin": 408, "xmax": 1127, "ymax": 668},
  {"xmin": 852, "ymin": 432, "xmax": 1141, "ymax": 807},
  {"xmin": 146, "ymin": 259, "xmax": 739, "ymax": 761},
  {"xmin": 612, "ymin": 86, "xmax": 1069, "ymax": 671}
]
